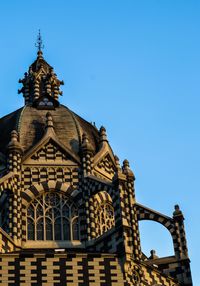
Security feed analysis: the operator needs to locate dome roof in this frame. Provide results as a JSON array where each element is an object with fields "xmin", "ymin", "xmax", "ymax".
[
  {"xmin": 0, "ymin": 105, "xmax": 100, "ymax": 156},
  {"xmin": 0, "ymin": 47, "xmax": 103, "ymax": 158}
]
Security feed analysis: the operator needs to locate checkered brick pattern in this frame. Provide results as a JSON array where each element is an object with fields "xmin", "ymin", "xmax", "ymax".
[
  {"xmin": 0, "ymin": 228, "xmax": 19, "ymax": 253},
  {"xmin": 156, "ymin": 258, "xmax": 192, "ymax": 286},
  {"xmin": 141, "ymin": 265, "xmax": 178, "ymax": 286},
  {"xmin": 0, "ymin": 173, "xmax": 18, "ymax": 194},
  {"xmin": 0, "ymin": 123, "xmax": 192, "ymax": 286},
  {"xmin": 21, "ymin": 181, "xmax": 72, "ymax": 205},
  {"xmin": 21, "ymin": 180, "xmax": 80, "ymax": 242},
  {"xmin": 8, "ymin": 152, "xmax": 21, "ymax": 173},
  {"xmin": 0, "ymin": 47, "xmax": 193, "ymax": 286},
  {"xmin": 0, "ymin": 159, "xmax": 193, "ymax": 286},
  {"xmin": 82, "ymin": 152, "xmax": 93, "ymax": 176},
  {"xmin": 173, "ymin": 216, "xmax": 189, "ymax": 259},
  {"xmin": 94, "ymin": 154, "xmax": 116, "ymax": 180},
  {"xmin": 0, "ymin": 173, "xmax": 22, "ymax": 242},
  {"xmin": 132, "ymin": 208, "xmax": 142, "ymax": 259},
  {"xmin": 112, "ymin": 173, "xmax": 142, "ymax": 261},
  {"xmin": 125, "ymin": 260, "xmax": 179, "ymax": 286},
  {"xmin": 0, "ymin": 252, "xmax": 125, "ymax": 286},
  {"xmin": 71, "ymin": 167, "xmax": 79, "ymax": 188},
  {"xmin": 22, "ymin": 166, "xmax": 79, "ymax": 190},
  {"xmin": 135, "ymin": 203, "xmax": 190, "ymax": 261},
  {"xmin": 31, "ymin": 141, "xmax": 69, "ymax": 161},
  {"xmin": 89, "ymin": 191, "xmax": 114, "ymax": 239},
  {"xmin": 178, "ymin": 222, "xmax": 188, "ymax": 256},
  {"xmin": 135, "ymin": 203, "xmax": 175, "ymax": 232},
  {"xmin": 78, "ymin": 176, "xmax": 114, "ymax": 241},
  {"xmin": 82, "ymin": 174, "xmax": 142, "ymax": 262}
]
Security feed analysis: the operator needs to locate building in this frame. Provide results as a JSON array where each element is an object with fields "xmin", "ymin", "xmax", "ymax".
[{"xmin": 0, "ymin": 41, "xmax": 192, "ymax": 285}]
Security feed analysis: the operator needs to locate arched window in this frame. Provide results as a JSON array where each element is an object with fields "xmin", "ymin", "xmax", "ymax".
[
  {"xmin": 27, "ymin": 192, "xmax": 79, "ymax": 241},
  {"xmin": 96, "ymin": 202, "xmax": 115, "ymax": 237}
]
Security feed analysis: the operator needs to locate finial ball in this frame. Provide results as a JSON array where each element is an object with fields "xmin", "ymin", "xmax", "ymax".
[{"xmin": 11, "ymin": 130, "xmax": 18, "ymax": 142}]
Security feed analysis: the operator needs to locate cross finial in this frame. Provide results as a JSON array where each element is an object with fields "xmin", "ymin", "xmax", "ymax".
[{"xmin": 35, "ymin": 29, "xmax": 44, "ymax": 51}]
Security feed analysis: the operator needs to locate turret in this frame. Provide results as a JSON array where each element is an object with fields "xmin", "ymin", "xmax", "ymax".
[
  {"xmin": 18, "ymin": 31, "xmax": 64, "ymax": 108},
  {"xmin": 122, "ymin": 159, "xmax": 135, "ymax": 181},
  {"xmin": 173, "ymin": 204, "xmax": 188, "ymax": 258},
  {"xmin": 81, "ymin": 133, "xmax": 94, "ymax": 176},
  {"xmin": 99, "ymin": 126, "xmax": 108, "ymax": 144},
  {"xmin": 7, "ymin": 130, "xmax": 23, "ymax": 173}
]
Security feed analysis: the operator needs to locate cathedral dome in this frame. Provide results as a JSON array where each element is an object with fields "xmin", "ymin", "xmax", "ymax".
[
  {"xmin": 0, "ymin": 35, "xmax": 192, "ymax": 286},
  {"xmin": 0, "ymin": 48, "xmax": 100, "ymax": 158},
  {"xmin": 0, "ymin": 105, "xmax": 99, "ymax": 156}
]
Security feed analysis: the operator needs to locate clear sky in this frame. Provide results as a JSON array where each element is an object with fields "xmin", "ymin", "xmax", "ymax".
[{"xmin": 0, "ymin": 0, "xmax": 199, "ymax": 284}]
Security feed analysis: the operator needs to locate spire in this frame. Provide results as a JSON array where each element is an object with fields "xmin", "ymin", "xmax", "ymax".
[
  {"xmin": 99, "ymin": 126, "xmax": 108, "ymax": 142},
  {"xmin": 173, "ymin": 204, "xmax": 184, "ymax": 221},
  {"xmin": 7, "ymin": 130, "xmax": 23, "ymax": 173},
  {"xmin": 122, "ymin": 159, "xmax": 135, "ymax": 180},
  {"xmin": 7, "ymin": 130, "xmax": 23, "ymax": 153},
  {"xmin": 114, "ymin": 155, "xmax": 121, "ymax": 170},
  {"xmin": 81, "ymin": 133, "xmax": 93, "ymax": 153},
  {"xmin": 46, "ymin": 112, "xmax": 54, "ymax": 129},
  {"xmin": 35, "ymin": 29, "xmax": 44, "ymax": 58},
  {"xmin": 18, "ymin": 32, "xmax": 64, "ymax": 107}
]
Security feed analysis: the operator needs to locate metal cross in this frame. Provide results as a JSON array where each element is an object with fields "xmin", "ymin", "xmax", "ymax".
[{"xmin": 35, "ymin": 29, "xmax": 44, "ymax": 51}]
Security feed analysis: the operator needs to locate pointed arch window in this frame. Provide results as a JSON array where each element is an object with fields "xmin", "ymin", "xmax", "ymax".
[{"xmin": 27, "ymin": 192, "xmax": 79, "ymax": 241}]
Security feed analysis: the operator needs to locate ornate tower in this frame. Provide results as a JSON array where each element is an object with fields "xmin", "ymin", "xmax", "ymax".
[{"xmin": 0, "ymin": 37, "xmax": 192, "ymax": 285}]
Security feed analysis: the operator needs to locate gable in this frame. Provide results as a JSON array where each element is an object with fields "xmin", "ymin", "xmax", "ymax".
[
  {"xmin": 94, "ymin": 153, "xmax": 116, "ymax": 180},
  {"xmin": 23, "ymin": 139, "xmax": 78, "ymax": 165}
]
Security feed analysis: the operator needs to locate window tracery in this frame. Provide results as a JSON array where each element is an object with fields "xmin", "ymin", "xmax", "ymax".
[
  {"xmin": 96, "ymin": 202, "xmax": 115, "ymax": 237},
  {"xmin": 132, "ymin": 269, "xmax": 140, "ymax": 285},
  {"xmin": 27, "ymin": 192, "xmax": 79, "ymax": 241}
]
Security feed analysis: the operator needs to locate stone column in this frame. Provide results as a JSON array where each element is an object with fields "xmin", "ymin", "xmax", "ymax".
[{"xmin": 7, "ymin": 130, "xmax": 23, "ymax": 246}]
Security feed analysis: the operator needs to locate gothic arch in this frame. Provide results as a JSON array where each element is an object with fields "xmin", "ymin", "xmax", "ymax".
[
  {"xmin": 21, "ymin": 181, "xmax": 72, "ymax": 207},
  {"xmin": 90, "ymin": 191, "xmax": 115, "ymax": 238},
  {"xmin": 92, "ymin": 190, "xmax": 113, "ymax": 205},
  {"xmin": 21, "ymin": 181, "xmax": 77, "ymax": 242},
  {"xmin": 135, "ymin": 203, "xmax": 179, "ymax": 257},
  {"xmin": 139, "ymin": 220, "xmax": 174, "ymax": 258},
  {"xmin": 135, "ymin": 203, "xmax": 175, "ymax": 233}
]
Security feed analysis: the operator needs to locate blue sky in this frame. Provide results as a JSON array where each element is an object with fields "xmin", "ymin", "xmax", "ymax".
[{"xmin": 0, "ymin": 0, "xmax": 199, "ymax": 284}]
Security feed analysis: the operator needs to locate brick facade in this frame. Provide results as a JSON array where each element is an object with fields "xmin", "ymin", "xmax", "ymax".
[{"xmin": 0, "ymin": 46, "xmax": 192, "ymax": 285}]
